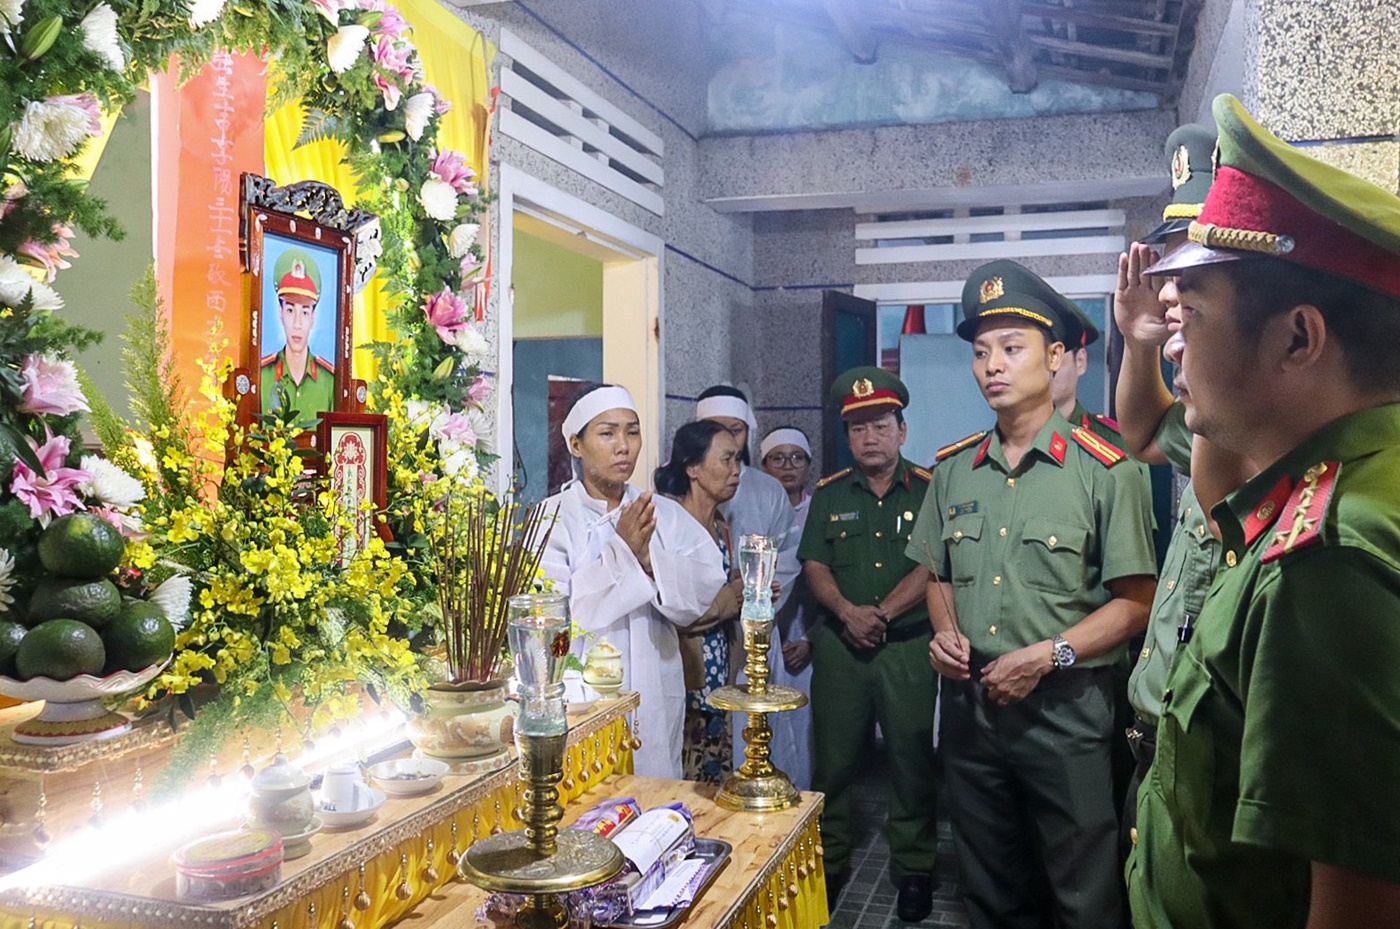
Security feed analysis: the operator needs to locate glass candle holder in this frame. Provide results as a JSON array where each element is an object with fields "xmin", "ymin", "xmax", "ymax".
[
  {"xmin": 507, "ymin": 594, "xmax": 571, "ymax": 737},
  {"xmin": 738, "ymin": 534, "xmax": 779, "ymax": 622}
]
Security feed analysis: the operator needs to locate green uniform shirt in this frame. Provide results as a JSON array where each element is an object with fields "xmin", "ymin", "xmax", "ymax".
[
  {"xmin": 1129, "ymin": 403, "xmax": 1400, "ymax": 929},
  {"xmin": 260, "ymin": 350, "xmax": 336, "ymax": 423},
  {"xmin": 906, "ymin": 410, "xmax": 1156, "ymax": 669},
  {"xmin": 1128, "ymin": 406, "xmax": 1220, "ymax": 726},
  {"xmin": 797, "ymin": 457, "xmax": 931, "ymax": 633}
]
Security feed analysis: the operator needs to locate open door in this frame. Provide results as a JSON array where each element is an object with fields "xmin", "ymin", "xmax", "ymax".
[{"xmin": 820, "ymin": 290, "xmax": 877, "ymax": 474}]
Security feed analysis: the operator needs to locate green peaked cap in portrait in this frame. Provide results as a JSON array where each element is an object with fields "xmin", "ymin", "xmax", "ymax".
[{"xmin": 272, "ymin": 248, "xmax": 323, "ymax": 304}]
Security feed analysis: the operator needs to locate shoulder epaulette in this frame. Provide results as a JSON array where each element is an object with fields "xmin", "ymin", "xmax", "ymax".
[
  {"xmin": 260, "ymin": 352, "xmax": 278, "ymax": 366},
  {"xmin": 314, "ymin": 355, "xmax": 336, "ymax": 373},
  {"xmin": 936, "ymin": 430, "xmax": 989, "ymax": 462},
  {"xmin": 1071, "ymin": 426, "xmax": 1127, "ymax": 467},
  {"xmin": 909, "ymin": 465, "xmax": 932, "ymax": 482},
  {"xmin": 1262, "ymin": 462, "xmax": 1339, "ymax": 563},
  {"xmin": 815, "ymin": 467, "xmax": 854, "ymax": 489},
  {"xmin": 1094, "ymin": 414, "xmax": 1121, "ymax": 433}
]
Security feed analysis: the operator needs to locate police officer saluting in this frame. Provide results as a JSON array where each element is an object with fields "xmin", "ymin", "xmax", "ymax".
[
  {"xmin": 797, "ymin": 367, "xmax": 939, "ymax": 921},
  {"xmin": 907, "ymin": 261, "xmax": 1157, "ymax": 929}
]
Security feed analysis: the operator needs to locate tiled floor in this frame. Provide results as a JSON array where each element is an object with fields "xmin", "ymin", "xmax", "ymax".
[{"xmin": 824, "ymin": 753, "xmax": 969, "ymax": 929}]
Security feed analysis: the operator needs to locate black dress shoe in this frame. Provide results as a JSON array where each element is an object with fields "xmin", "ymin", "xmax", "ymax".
[
  {"xmin": 896, "ymin": 874, "xmax": 933, "ymax": 923},
  {"xmin": 825, "ymin": 871, "xmax": 848, "ymax": 910}
]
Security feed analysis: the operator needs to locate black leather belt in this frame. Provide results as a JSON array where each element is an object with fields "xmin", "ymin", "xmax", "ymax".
[{"xmin": 822, "ymin": 614, "xmax": 931, "ymax": 644}]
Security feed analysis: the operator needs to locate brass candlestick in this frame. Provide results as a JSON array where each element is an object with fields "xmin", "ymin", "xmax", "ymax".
[
  {"xmin": 459, "ymin": 595, "xmax": 624, "ymax": 929},
  {"xmin": 707, "ymin": 535, "xmax": 807, "ymax": 812}
]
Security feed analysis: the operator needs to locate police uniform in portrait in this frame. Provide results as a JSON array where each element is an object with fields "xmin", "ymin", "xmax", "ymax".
[
  {"xmin": 261, "ymin": 249, "xmax": 336, "ymax": 421},
  {"xmin": 1128, "ymin": 95, "xmax": 1400, "ymax": 929},
  {"xmin": 907, "ymin": 263, "xmax": 1157, "ymax": 929},
  {"xmin": 796, "ymin": 367, "xmax": 940, "ymax": 920}
]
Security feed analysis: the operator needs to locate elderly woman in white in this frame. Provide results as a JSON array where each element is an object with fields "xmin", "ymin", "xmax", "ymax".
[{"xmin": 540, "ymin": 385, "xmax": 727, "ymax": 779}]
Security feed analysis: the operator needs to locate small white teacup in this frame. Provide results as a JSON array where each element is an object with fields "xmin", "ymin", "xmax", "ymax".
[{"xmin": 321, "ymin": 763, "xmax": 368, "ymax": 812}]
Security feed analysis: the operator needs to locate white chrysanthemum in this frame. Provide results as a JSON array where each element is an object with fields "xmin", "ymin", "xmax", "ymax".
[
  {"xmin": 403, "ymin": 92, "xmax": 434, "ymax": 141},
  {"xmin": 80, "ymin": 4, "xmax": 124, "ymax": 71},
  {"xmin": 80, "ymin": 455, "xmax": 145, "ymax": 509},
  {"xmin": 448, "ymin": 222, "xmax": 480, "ymax": 259},
  {"xmin": 445, "ymin": 324, "xmax": 489, "ymax": 360},
  {"xmin": 327, "ymin": 24, "xmax": 370, "ymax": 74},
  {"xmin": 0, "ymin": 0, "xmax": 23, "ymax": 36},
  {"xmin": 148, "ymin": 575, "xmax": 193, "ymax": 630},
  {"xmin": 0, "ymin": 256, "xmax": 62, "ymax": 310},
  {"xmin": 419, "ymin": 178, "xmax": 458, "ymax": 222},
  {"xmin": 13, "ymin": 99, "xmax": 94, "ymax": 163},
  {"xmin": 0, "ymin": 549, "xmax": 14, "ymax": 613},
  {"xmin": 187, "ymin": 0, "xmax": 225, "ymax": 27}
]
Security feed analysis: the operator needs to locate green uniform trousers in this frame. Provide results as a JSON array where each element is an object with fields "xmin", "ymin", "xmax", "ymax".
[
  {"xmin": 941, "ymin": 669, "xmax": 1122, "ymax": 929},
  {"xmin": 810, "ymin": 617, "xmax": 939, "ymax": 880}
]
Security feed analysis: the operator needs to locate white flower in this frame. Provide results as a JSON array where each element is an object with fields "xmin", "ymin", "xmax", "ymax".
[
  {"xmin": 443, "ymin": 323, "xmax": 489, "ymax": 360},
  {"xmin": 0, "ymin": 0, "xmax": 23, "ymax": 36},
  {"xmin": 448, "ymin": 223, "xmax": 480, "ymax": 259},
  {"xmin": 405, "ymin": 399, "xmax": 446, "ymax": 433},
  {"xmin": 149, "ymin": 575, "xmax": 193, "ymax": 630},
  {"xmin": 13, "ymin": 99, "xmax": 96, "ymax": 163},
  {"xmin": 403, "ymin": 92, "xmax": 434, "ymax": 141},
  {"xmin": 187, "ymin": 0, "xmax": 225, "ymax": 27},
  {"xmin": 0, "ymin": 256, "xmax": 62, "ymax": 310},
  {"xmin": 0, "ymin": 549, "xmax": 14, "ymax": 614},
  {"xmin": 327, "ymin": 24, "xmax": 370, "ymax": 74},
  {"xmin": 80, "ymin": 455, "xmax": 145, "ymax": 509},
  {"xmin": 80, "ymin": 4, "xmax": 124, "ymax": 71},
  {"xmin": 419, "ymin": 178, "xmax": 458, "ymax": 222},
  {"xmin": 440, "ymin": 444, "xmax": 479, "ymax": 479}
]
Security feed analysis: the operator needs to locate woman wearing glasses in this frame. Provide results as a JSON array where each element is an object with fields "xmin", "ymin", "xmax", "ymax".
[{"xmin": 760, "ymin": 426, "xmax": 816, "ymax": 790}]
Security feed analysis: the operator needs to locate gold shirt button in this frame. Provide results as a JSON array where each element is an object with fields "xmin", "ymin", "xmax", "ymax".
[
  {"xmin": 875, "ymin": 531, "xmax": 883, "ymax": 538},
  {"xmin": 1006, "ymin": 477, "xmax": 1016, "ymax": 487},
  {"xmin": 874, "ymin": 562, "xmax": 883, "ymax": 569},
  {"xmin": 878, "ymin": 500, "xmax": 884, "ymax": 507},
  {"xmin": 1140, "ymin": 646, "xmax": 1151, "ymax": 660},
  {"xmin": 1130, "ymin": 827, "xmax": 1139, "ymax": 846},
  {"xmin": 1226, "ymin": 551, "xmax": 1237, "ymax": 567},
  {"xmin": 1197, "ymin": 525, "xmax": 1206, "ymax": 538},
  {"xmin": 993, "ymin": 575, "xmax": 1002, "ymax": 585},
  {"xmin": 1166, "ymin": 579, "xmax": 1175, "ymax": 591},
  {"xmin": 989, "ymin": 625, "xmax": 998, "ymax": 635},
  {"xmin": 840, "ymin": 531, "xmax": 848, "ymax": 539},
  {"xmin": 999, "ymin": 527, "xmax": 1008, "ymax": 537},
  {"xmin": 1047, "ymin": 535, "xmax": 1058, "ymax": 547},
  {"xmin": 953, "ymin": 530, "xmax": 963, "ymax": 540}
]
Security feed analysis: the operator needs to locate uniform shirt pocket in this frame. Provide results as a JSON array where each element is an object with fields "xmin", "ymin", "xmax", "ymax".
[
  {"xmin": 1156, "ymin": 649, "xmax": 1217, "ymax": 826},
  {"xmin": 825, "ymin": 518, "xmax": 867, "ymax": 568},
  {"xmin": 1018, "ymin": 517, "xmax": 1089, "ymax": 593},
  {"xmin": 941, "ymin": 515, "xmax": 984, "ymax": 586}
]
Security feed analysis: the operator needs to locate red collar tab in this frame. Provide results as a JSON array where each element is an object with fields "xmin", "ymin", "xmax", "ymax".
[
  {"xmin": 973, "ymin": 436, "xmax": 991, "ymax": 467},
  {"xmin": 1201, "ymin": 167, "xmax": 1400, "ymax": 299},
  {"xmin": 1262, "ymin": 462, "xmax": 1339, "ymax": 563},
  {"xmin": 1243, "ymin": 474, "xmax": 1293, "ymax": 546},
  {"xmin": 1048, "ymin": 432, "xmax": 1067, "ymax": 464}
]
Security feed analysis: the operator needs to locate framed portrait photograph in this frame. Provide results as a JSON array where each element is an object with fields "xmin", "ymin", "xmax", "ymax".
[
  {"xmin": 319, "ymin": 412, "xmax": 391, "ymax": 560},
  {"xmin": 241, "ymin": 205, "xmax": 356, "ymax": 430}
]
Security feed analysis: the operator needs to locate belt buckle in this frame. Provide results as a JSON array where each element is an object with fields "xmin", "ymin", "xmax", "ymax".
[{"xmin": 1125, "ymin": 725, "xmax": 1144, "ymax": 761}]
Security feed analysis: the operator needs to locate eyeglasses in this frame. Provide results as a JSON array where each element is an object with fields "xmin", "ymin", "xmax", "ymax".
[{"xmin": 764, "ymin": 453, "xmax": 810, "ymax": 468}]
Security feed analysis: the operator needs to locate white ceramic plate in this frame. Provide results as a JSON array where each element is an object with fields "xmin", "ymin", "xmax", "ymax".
[
  {"xmin": 368, "ymin": 758, "xmax": 450, "ymax": 796},
  {"xmin": 563, "ymin": 673, "xmax": 602, "ymax": 709},
  {"xmin": 317, "ymin": 787, "xmax": 387, "ymax": 828}
]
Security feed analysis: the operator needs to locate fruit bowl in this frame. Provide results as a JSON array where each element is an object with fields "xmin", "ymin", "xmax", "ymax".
[{"xmin": 0, "ymin": 659, "xmax": 170, "ymax": 746}]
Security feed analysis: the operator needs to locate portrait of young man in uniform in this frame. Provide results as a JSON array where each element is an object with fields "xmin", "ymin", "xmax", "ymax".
[{"xmin": 260, "ymin": 243, "xmax": 338, "ymax": 422}]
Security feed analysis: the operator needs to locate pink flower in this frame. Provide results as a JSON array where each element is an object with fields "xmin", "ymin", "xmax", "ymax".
[
  {"xmin": 17, "ymin": 354, "xmax": 90, "ymax": 416},
  {"xmin": 424, "ymin": 82, "xmax": 452, "ymax": 115},
  {"xmin": 467, "ymin": 375, "xmax": 493, "ymax": 404},
  {"xmin": 423, "ymin": 288, "xmax": 469, "ymax": 343},
  {"xmin": 0, "ymin": 181, "xmax": 27, "ymax": 221},
  {"xmin": 435, "ymin": 411, "xmax": 475, "ymax": 446},
  {"xmin": 372, "ymin": 71, "xmax": 402, "ymax": 111},
  {"xmin": 309, "ymin": 0, "xmax": 348, "ymax": 23},
  {"xmin": 10, "ymin": 434, "xmax": 92, "ymax": 525},
  {"xmin": 17, "ymin": 225, "xmax": 78, "ymax": 282},
  {"xmin": 459, "ymin": 257, "xmax": 481, "ymax": 280},
  {"xmin": 430, "ymin": 150, "xmax": 476, "ymax": 195},
  {"xmin": 370, "ymin": 4, "xmax": 407, "ymax": 37},
  {"xmin": 47, "ymin": 94, "xmax": 103, "ymax": 136}
]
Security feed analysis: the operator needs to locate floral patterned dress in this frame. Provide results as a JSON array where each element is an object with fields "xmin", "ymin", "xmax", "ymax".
[{"xmin": 682, "ymin": 522, "xmax": 732, "ymax": 784}]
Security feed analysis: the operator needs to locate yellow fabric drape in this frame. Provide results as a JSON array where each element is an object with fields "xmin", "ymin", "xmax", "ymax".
[{"xmin": 263, "ymin": 9, "xmax": 494, "ymax": 382}]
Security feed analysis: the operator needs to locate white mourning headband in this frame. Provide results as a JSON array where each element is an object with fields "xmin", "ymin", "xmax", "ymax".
[
  {"xmin": 561, "ymin": 385, "xmax": 637, "ymax": 441},
  {"xmin": 760, "ymin": 428, "xmax": 811, "ymax": 460},
  {"xmin": 696, "ymin": 395, "xmax": 757, "ymax": 433}
]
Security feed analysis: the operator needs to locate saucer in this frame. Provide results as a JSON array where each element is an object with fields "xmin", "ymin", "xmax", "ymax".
[
  {"xmin": 317, "ymin": 788, "xmax": 387, "ymax": 829},
  {"xmin": 266, "ymin": 816, "xmax": 322, "ymax": 861},
  {"xmin": 368, "ymin": 758, "xmax": 449, "ymax": 796}
]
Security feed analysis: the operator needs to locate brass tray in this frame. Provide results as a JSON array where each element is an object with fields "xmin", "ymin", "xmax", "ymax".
[{"xmin": 604, "ymin": 838, "xmax": 733, "ymax": 929}]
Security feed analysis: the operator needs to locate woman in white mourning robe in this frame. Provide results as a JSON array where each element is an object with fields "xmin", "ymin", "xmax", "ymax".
[{"xmin": 540, "ymin": 385, "xmax": 727, "ymax": 779}]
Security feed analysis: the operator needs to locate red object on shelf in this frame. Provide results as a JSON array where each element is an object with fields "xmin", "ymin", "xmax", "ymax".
[{"xmin": 901, "ymin": 305, "xmax": 927, "ymax": 335}]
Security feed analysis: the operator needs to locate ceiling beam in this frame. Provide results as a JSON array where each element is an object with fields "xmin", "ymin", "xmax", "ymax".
[
  {"xmin": 986, "ymin": 0, "xmax": 1038, "ymax": 93},
  {"xmin": 1035, "ymin": 62, "xmax": 1167, "ymax": 95},
  {"xmin": 824, "ymin": 0, "xmax": 880, "ymax": 63},
  {"xmin": 1028, "ymin": 32, "xmax": 1175, "ymax": 70},
  {"xmin": 1019, "ymin": 2, "xmax": 1177, "ymax": 38}
]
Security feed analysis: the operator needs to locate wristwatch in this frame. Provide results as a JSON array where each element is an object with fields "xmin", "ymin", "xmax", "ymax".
[{"xmin": 1050, "ymin": 634, "xmax": 1076, "ymax": 670}]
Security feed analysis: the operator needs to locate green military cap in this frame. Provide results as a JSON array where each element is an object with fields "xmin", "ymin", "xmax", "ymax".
[
  {"xmin": 1144, "ymin": 123, "xmax": 1218, "ymax": 245},
  {"xmin": 1062, "ymin": 301, "xmax": 1099, "ymax": 350},
  {"xmin": 273, "ymin": 248, "xmax": 322, "ymax": 305},
  {"xmin": 829, "ymin": 365, "xmax": 909, "ymax": 420},
  {"xmin": 957, "ymin": 259, "xmax": 1072, "ymax": 344},
  {"xmin": 1148, "ymin": 94, "xmax": 1400, "ymax": 298}
]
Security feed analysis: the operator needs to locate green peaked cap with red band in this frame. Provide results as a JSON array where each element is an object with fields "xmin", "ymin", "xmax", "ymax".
[
  {"xmin": 1147, "ymin": 94, "xmax": 1400, "ymax": 298},
  {"xmin": 829, "ymin": 365, "xmax": 909, "ymax": 421}
]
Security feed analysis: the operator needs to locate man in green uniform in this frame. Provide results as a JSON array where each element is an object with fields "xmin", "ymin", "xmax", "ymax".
[
  {"xmin": 1048, "ymin": 289, "xmax": 1118, "ymax": 440},
  {"xmin": 260, "ymin": 248, "xmax": 336, "ymax": 422},
  {"xmin": 797, "ymin": 367, "xmax": 939, "ymax": 921},
  {"xmin": 906, "ymin": 261, "xmax": 1157, "ymax": 929},
  {"xmin": 1127, "ymin": 94, "xmax": 1400, "ymax": 929}
]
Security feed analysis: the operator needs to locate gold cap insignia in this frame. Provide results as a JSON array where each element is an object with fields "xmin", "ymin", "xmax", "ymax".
[
  {"xmin": 852, "ymin": 377, "xmax": 874, "ymax": 398},
  {"xmin": 979, "ymin": 276, "xmax": 1004, "ymax": 305},
  {"xmin": 1171, "ymin": 144, "xmax": 1192, "ymax": 190}
]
